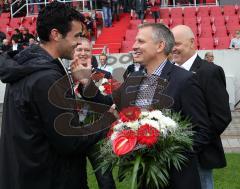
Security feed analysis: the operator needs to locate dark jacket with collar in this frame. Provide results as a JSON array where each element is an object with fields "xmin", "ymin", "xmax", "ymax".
[
  {"xmin": 82, "ymin": 60, "xmax": 214, "ymax": 189},
  {"xmin": 0, "ymin": 45, "xmax": 115, "ymax": 189},
  {"xmin": 190, "ymin": 55, "xmax": 231, "ymax": 169}
]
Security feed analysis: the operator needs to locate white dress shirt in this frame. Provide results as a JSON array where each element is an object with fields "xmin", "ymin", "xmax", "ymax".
[{"xmin": 176, "ymin": 52, "xmax": 198, "ymax": 71}]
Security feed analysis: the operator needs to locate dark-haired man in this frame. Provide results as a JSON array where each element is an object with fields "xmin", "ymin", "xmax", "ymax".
[{"xmin": 0, "ymin": 2, "xmax": 116, "ymax": 189}]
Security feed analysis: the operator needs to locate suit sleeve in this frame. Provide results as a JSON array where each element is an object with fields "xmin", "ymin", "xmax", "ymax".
[
  {"xmin": 180, "ymin": 74, "xmax": 214, "ymax": 153},
  {"xmin": 32, "ymin": 74, "xmax": 116, "ymax": 155},
  {"xmin": 204, "ymin": 66, "xmax": 231, "ymax": 135}
]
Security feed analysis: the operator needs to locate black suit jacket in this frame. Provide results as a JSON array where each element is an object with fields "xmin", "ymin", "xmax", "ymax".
[
  {"xmin": 190, "ymin": 55, "xmax": 232, "ymax": 169},
  {"xmin": 82, "ymin": 61, "xmax": 215, "ymax": 189}
]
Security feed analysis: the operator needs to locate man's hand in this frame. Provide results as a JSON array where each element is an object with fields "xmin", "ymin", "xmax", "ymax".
[
  {"xmin": 71, "ymin": 52, "xmax": 92, "ymax": 86},
  {"xmin": 108, "ymin": 104, "xmax": 119, "ymax": 119}
]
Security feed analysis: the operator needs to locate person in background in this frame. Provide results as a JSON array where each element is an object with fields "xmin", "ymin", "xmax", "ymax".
[
  {"xmin": 22, "ymin": 27, "xmax": 35, "ymax": 46},
  {"xmin": 204, "ymin": 52, "xmax": 214, "ymax": 63},
  {"xmin": 101, "ymin": 0, "xmax": 112, "ymax": 27},
  {"xmin": 172, "ymin": 24, "xmax": 231, "ymax": 189},
  {"xmin": 96, "ymin": 53, "xmax": 112, "ymax": 78},
  {"xmin": 133, "ymin": 0, "xmax": 147, "ymax": 23},
  {"xmin": 148, "ymin": 0, "xmax": 160, "ymax": 23},
  {"xmin": 73, "ymin": 39, "xmax": 116, "ymax": 189},
  {"xmin": 112, "ymin": 0, "xmax": 120, "ymax": 21},
  {"xmin": 11, "ymin": 35, "xmax": 24, "ymax": 52},
  {"xmin": 229, "ymin": 30, "xmax": 240, "ymax": 49},
  {"xmin": 11, "ymin": 28, "xmax": 23, "ymax": 44},
  {"xmin": 0, "ymin": 38, "xmax": 11, "ymax": 54}
]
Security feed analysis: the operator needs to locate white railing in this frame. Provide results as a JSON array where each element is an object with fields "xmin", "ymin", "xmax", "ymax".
[{"xmin": 10, "ymin": 0, "xmax": 94, "ymax": 18}]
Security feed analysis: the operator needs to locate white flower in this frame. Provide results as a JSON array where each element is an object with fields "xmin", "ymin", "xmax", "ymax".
[
  {"xmin": 140, "ymin": 119, "xmax": 160, "ymax": 131},
  {"xmin": 101, "ymin": 78, "xmax": 108, "ymax": 84},
  {"xmin": 99, "ymin": 85, "xmax": 105, "ymax": 92},
  {"xmin": 160, "ymin": 116, "xmax": 177, "ymax": 131},
  {"xmin": 126, "ymin": 121, "xmax": 139, "ymax": 130},
  {"xmin": 113, "ymin": 122, "xmax": 125, "ymax": 131},
  {"xmin": 110, "ymin": 132, "xmax": 118, "ymax": 141},
  {"xmin": 140, "ymin": 110, "xmax": 149, "ymax": 118},
  {"xmin": 148, "ymin": 110, "xmax": 163, "ymax": 120}
]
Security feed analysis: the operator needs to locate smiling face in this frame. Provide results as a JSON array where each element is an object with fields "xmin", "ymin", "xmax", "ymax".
[
  {"xmin": 171, "ymin": 25, "xmax": 196, "ymax": 65},
  {"xmin": 74, "ymin": 39, "xmax": 92, "ymax": 62},
  {"xmin": 132, "ymin": 27, "xmax": 160, "ymax": 67},
  {"xmin": 57, "ymin": 21, "xmax": 85, "ymax": 60}
]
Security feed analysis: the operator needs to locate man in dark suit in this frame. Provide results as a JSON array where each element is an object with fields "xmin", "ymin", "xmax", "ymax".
[
  {"xmin": 74, "ymin": 23, "xmax": 213, "ymax": 189},
  {"xmin": 123, "ymin": 62, "xmax": 145, "ymax": 80},
  {"xmin": 171, "ymin": 25, "xmax": 231, "ymax": 189}
]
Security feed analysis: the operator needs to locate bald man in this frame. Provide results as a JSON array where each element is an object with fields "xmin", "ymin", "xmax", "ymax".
[
  {"xmin": 171, "ymin": 25, "xmax": 231, "ymax": 189},
  {"xmin": 204, "ymin": 52, "xmax": 214, "ymax": 63}
]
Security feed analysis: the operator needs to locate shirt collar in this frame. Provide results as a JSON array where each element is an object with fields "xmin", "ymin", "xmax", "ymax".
[
  {"xmin": 178, "ymin": 52, "xmax": 197, "ymax": 71},
  {"xmin": 152, "ymin": 58, "xmax": 168, "ymax": 76}
]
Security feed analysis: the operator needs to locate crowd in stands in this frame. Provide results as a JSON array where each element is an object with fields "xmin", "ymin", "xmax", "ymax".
[{"xmin": 1, "ymin": 0, "xmax": 240, "ymax": 54}]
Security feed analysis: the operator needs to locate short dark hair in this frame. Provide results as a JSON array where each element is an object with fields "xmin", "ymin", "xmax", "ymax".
[{"xmin": 37, "ymin": 1, "xmax": 86, "ymax": 42}]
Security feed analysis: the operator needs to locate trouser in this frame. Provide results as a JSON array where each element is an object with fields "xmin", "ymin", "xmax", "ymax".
[{"xmin": 87, "ymin": 144, "xmax": 116, "ymax": 189}]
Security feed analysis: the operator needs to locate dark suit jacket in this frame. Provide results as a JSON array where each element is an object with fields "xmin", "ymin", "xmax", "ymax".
[
  {"xmin": 190, "ymin": 55, "xmax": 232, "ymax": 169},
  {"xmin": 81, "ymin": 60, "xmax": 214, "ymax": 189},
  {"xmin": 133, "ymin": 0, "xmax": 147, "ymax": 12},
  {"xmin": 123, "ymin": 63, "xmax": 145, "ymax": 80}
]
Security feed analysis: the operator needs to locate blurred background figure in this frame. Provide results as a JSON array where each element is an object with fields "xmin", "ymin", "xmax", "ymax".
[
  {"xmin": 29, "ymin": 38, "xmax": 38, "ymax": 45},
  {"xmin": 101, "ymin": 0, "xmax": 112, "ymax": 27},
  {"xmin": 0, "ymin": 38, "xmax": 11, "ymax": 54},
  {"xmin": 22, "ymin": 27, "xmax": 35, "ymax": 46},
  {"xmin": 204, "ymin": 52, "xmax": 214, "ymax": 63},
  {"xmin": 229, "ymin": 30, "xmax": 240, "ymax": 50},
  {"xmin": 11, "ymin": 35, "xmax": 24, "ymax": 52}
]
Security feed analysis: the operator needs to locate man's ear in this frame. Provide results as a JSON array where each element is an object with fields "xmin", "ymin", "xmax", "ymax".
[
  {"xmin": 190, "ymin": 38, "xmax": 195, "ymax": 49},
  {"xmin": 156, "ymin": 41, "xmax": 165, "ymax": 53},
  {"xmin": 49, "ymin": 29, "xmax": 62, "ymax": 42}
]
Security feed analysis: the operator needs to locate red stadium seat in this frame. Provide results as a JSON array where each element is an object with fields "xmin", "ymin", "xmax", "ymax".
[
  {"xmin": 198, "ymin": 37, "xmax": 214, "ymax": 49},
  {"xmin": 170, "ymin": 18, "xmax": 183, "ymax": 28},
  {"xmin": 212, "ymin": 26, "xmax": 228, "ymax": 37},
  {"xmin": 211, "ymin": 16, "xmax": 225, "ymax": 27},
  {"xmin": 209, "ymin": 6, "xmax": 223, "ymax": 17},
  {"xmin": 197, "ymin": 16, "xmax": 212, "ymax": 27},
  {"xmin": 160, "ymin": 8, "xmax": 170, "ymax": 19},
  {"xmin": 226, "ymin": 26, "xmax": 240, "ymax": 38},
  {"xmin": 183, "ymin": 7, "xmax": 196, "ymax": 19},
  {"xmin": 225, "ymin": 15, "xmax": 240, "ymax": 27},
  {"xmin": 125, "ymin": 30, "xmax": 137, "ymax": 41},
  {"xmin": 184, "ymin": 18, "xmax": 197, "ymax": 28},
  {"xmin": 170, "ymin": 8, "xmax": 183, "ymax": 18},
  {"xmin": 197, "ymin": 6, "xmax": 210, "ymax": 17},
  {"xmin": 160, "ymin": 18, "xmax": 170, "ymax": 27},
  {"xmin": 214, "ymin": 37, "xmax": 231, "ymax": 49},
  {"xmin": 198, "ymin": 25, "xmax": 213, "ymax": 38},
  {"xmin": 121, "ymin": 41, "xmax": 135, "ymax": 53},
  {"xmin": 223, "ymin": 5, "xmax": 238, "ymax": 16}
]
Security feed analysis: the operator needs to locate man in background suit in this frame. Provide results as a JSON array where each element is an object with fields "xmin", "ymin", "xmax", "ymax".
[
  {"xmin": 74, "ymin": 23, "xmax": 213, "ymax": 189},
  {"xmin": 171, "ymin": 25, "xmax": 231, "ymax": 189}
]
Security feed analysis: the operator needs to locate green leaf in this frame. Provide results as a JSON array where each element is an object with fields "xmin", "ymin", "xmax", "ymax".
[{"xmin": 131, "ymin": 155, "xmax": 141, "ymax": 189}]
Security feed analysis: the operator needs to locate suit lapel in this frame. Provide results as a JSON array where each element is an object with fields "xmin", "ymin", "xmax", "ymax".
[
  {"xmin": 190, "ymin": 55, "xmax": 202, "ymax": 72},
  {"xmin": 151, "ymin": 61, "xmax": 175, "ymax": 109}
]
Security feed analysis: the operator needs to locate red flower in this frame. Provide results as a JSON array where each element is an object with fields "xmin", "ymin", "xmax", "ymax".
[
  {"xmin": 103, "ymin": 84, "xmax": 112, "ymax": 94},
  {"xmin": 113, "ymin": 130, "xmax": 137, "ymax": 156},
  {"xmin": 137, "ymin": 124, "xmax": 160, "ymax": 147},
  {"xmin": 119, "ymin": 106, "xmax": 141, "ymax": 122}
]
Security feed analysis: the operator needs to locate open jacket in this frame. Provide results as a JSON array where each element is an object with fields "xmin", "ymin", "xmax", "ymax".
[{"xmin": 0, "ymin": 45, "xmax": 116, "ymax": 189}]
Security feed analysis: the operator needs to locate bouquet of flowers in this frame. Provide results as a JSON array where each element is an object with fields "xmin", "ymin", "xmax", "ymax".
[
  {"xmin": 99, "ymin": 106, "xmax": 193, "ymax": 189},
  {"xmin": 94, "ymin": 77, "xmax": 121, "ymax": 96}
]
